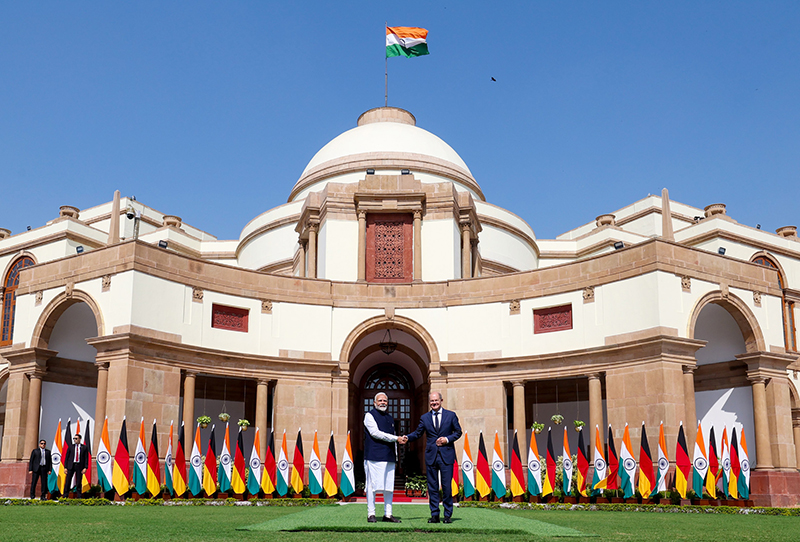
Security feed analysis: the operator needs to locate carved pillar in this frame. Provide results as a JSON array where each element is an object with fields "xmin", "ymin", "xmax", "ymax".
[
  {"xmin": 471, "ymin": 238, "xmax": 480, "ymax": 278},
  {"xmin": 461, "ymin": 223, "xmax": 471, "ymax": 279},
  {"xmin": 792, "ymin": 408, "xmax": 800, "ymax": 472},
  {"xmin": 357, "ymin": 210, "xmax": 367, "ymax": 282},
  {"xmin": 299, "ymin": 240, "xmax": 307, "ymax": 278},
  {"xmin": 413, "ymin": 210, "xmax": 422, "ymax": 281},
  {"xmin": 512, "ymin": 381, "xmax": 526, "ymax": 465},
  {"xmin": 256, "ymin": 379, "xmax": 269, "ymax": 459},
  {"xmin": 682, "ymin": 365, "xmax": 697, "ymax": 456},
  {"xmin": 23, "ymin": 368, "xmax": 46, "ymax": 455},
  {"xmin": 182, "ymin": 371, "xmax": 197, "ymax": 436},
  {"xmin": 588, "ymin": 373, "xmax": 603, "ymax": 446},
  {"xmin": 93, "ymin": 361, "xmax": 110, "ymax": 454},
  {"xmin": 750, "ymin": 377, "xmax": 774, "ymax": 468},
  {"xmin": 307, "ymin": 224, "xmax": 317, "ymax": 279}
]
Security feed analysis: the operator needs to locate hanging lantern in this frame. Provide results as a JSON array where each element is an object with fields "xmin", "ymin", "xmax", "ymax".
[{"xmin": 379, "ymin": 328, "xmax": 397, "ymax": 355}]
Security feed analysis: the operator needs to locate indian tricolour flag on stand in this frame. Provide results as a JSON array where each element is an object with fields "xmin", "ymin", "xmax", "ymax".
[
  {"xmin": 164, "ymin": 421, "xmax": 174, "ymax": 496},
  {"xmin": 692, "ymin": 422, "xmax": 709, "ymax": 496},
  {"xmin": 491, "ymin": 431, "xmax": 506, "ymax": 498},
  {"xmin": 133, "ymin": 418, "xmax": 148, "ymax": 495},
  {"xmin": 461, "ymin": 432, "xmax": 475, "ymax": 498},
  {"xmin": 276, "ymin": 430, "xmax": 290, "ymax": 497},
  {"xmin": 218, "ymin": 423, "xmax": 232, "ymax": 494},
  {"xmin": 618, "ymin": 424, "xmax": 636, "ymax": 498},
  {"xmin": 96, "ymin": 417, "xmax": 113, "ymax": 493},
  {"xmin": 188, "ymin": 425, "xmax": 203, "ymax": 496},
  {"xmin": 590, "ymin": 426, "xmax": 606, "ymax": 496},
  {"xmin": 48, "ymin": 419, "xmax": 63, "ymax": 495},
  {"xmin": 738, "ymin": 429, "xmax": 750, "ymax": 499},
  {"xmin": 340, "ymin": 431, "xmax": 355, "ymax": 497},
  {"xmin": 247, "ymin": 428, "xmax": 263, "ymax": 496},
  {"xmin": 308, "ymin": 431, "xmax": 324, "ymax": 496},
  {"xmin": 655, "ymin": 421, "xmax": 669, "ymax": 495},
  {"xmin": 527, "ymin": 430, "xmax": 542, "ymax": 497},
  {"xmin": 561, "ymin": 426, "xmax": 573, "ymax": 496},
  {"xmin": 386, "ymin": 26, "xmax": 429, "ymax": 58}
]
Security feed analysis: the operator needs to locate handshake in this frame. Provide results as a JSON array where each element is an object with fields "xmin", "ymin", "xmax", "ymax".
[{"xmin": 397, "ymin": 435, "xmax": 409, "ymax": 444}]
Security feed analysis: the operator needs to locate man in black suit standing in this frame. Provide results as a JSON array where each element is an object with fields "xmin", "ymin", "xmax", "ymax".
[
  {"xmin": 64, "ymin": 433, "xmax": 89, "ymax": 498},
  {"xmin": 28, "ymin": 439, "xmax": 52, "ymax": 499},
  {"xmin": 405, "ymin": 391, "xmax": 462, "ymax": 523}
]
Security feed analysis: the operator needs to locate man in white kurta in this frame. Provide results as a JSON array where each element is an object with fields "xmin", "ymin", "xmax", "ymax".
[{"xmin": 363, "ymin": 392, "xmax": 407, "ymax": 522}]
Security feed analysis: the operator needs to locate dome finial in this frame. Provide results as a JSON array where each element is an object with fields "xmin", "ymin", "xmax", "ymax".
[{"xmin": 357, "ymin": 107, "xmax": 416, "ymax": 127}]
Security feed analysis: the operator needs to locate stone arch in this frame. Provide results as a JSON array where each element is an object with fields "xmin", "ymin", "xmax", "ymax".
[
  {"xmin": 339, "ymin": 314, "xmax": 440, "ymax": 377},
  {"xmin": 31, "ymin": 290, "xmax": 105, "ymax": 349},
  {"xmin": 750, "ymin": 251, "xmax": 788, "ymax": 288},
  {"xmin": 687, "ymin": 290, "xmax": 766, "ymax": 353}
]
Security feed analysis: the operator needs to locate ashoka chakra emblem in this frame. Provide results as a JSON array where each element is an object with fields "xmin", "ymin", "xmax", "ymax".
[
  {"xmin": 694, "ymin": 457, "xmax": 707, "ymax": 471},
  {"xmin": 250, "ymin": 458, "xmax": 261, "ymax": 470},
  {"xmin": 623, "ymin": 458, "xmax": 636, "ymax": 471},
  {"xmin": 97, "ymin": 451, "xmax": 110, "ymax": 465},
  {"xmin": 135, "ymin": 452, "xmax": 147, "ymax": 464},
  {"xmin": 278, "ymin": 460, "xmax": 289, "ymax": 471},
  {"xmin": 342, "ymin": 460, "xmax": 353, "ymax": 472},
  {"xmin": 658, "ymin": 458, "xmax": 668, "ymax": 470},
  {"xmin": 191, "ymin": 455, "xmax": 202, "ymax": 467},
  {"xmin": 221, "ymin": 454, "xmax": 231, "ymax": 466},
  {"xmin": 741, "ymin": 459, "xmax": 750, "ymax": 472},
  {"xmin": 52, "ymin": 452, "xmax": 61, "ymax": 464},
  {"xmin": 462, "ymin": 461, "xmax": 473, "ymax": 472},
  {"xmin": 594, "ymin": 459, "xmax": 606, "ymax": 471},
  {"xmin": 563, "ymin": 458, "xmax": 573, "ymax": 471},
  {"xmin": 165, "ymin": 453, "xmax": 173, "ymax": 468},
  {"xmin": 529, "ymin": 459, "xmax": 541, "ymax": 472},
  {"xmin": 310, "ymin": 459, "xmax": 321, "ymax": 470},
  {"xmin": 492, "ymin": 460, "xmax": 504, "ymax": 472},
  {"xmin": 722, "ymin": 458, "xmax": 731, "ymax": 470}
]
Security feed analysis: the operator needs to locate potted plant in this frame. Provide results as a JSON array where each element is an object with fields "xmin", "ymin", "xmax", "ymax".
[
  {"xmin": 196, "ymin": 415, "xmax": 211, "ymax": 429},
  {"xmin": 551, "ymin": 414, "xmax": 564, "ymax": 425},
  {"xmin": 531, "ymin": 422, "xmax": 545, "ymax": 434},
  {"xmin": 238, "ymin": 419, "xmax": 250, "ymax": 431},
  {"xmin": 573, "ymin": 420, "xmax": 585, "ymax": 432},
  {"xmin": 218, "ymin": 413, "xmax": 230, "ymax": 422}
]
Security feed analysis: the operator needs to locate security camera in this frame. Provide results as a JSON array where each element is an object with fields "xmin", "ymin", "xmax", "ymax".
[{"xmin": 126, "ymin": 203, "xmax": 136, "ymax": 220}]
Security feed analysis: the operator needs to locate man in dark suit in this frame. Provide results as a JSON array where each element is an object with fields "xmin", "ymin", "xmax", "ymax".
[
  {"xmin": 405, "ymin": 391, "xmax": 462, "ymax": 523},
  {"xmin": 28, "ymin": 439, "xmax": 52, "ymax": 499},
  {"xmin": 64, "ymin": 433, "xmax": 89, "ymax": 498}
]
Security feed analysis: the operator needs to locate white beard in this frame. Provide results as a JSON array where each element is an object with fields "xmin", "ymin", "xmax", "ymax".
[{"xmin": 376, "ymin": 405, "xmax": 388, "ymax": 412}]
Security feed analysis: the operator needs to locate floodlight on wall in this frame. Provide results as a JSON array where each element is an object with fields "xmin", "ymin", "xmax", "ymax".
[
  {"xmin": 366, "ymin": 169, "xmax": 375, "ymax": 175},
  {"xmin": 401, "ymin": 169, "xmax": 410, "ymax": 175},
  {"xmin": 757, "ymin": 224, "xmax": 761, "ymax": 230},
  {"xmin": 27, "ymin": 226, "xmax": 32, "ymax": 231},
  {"xmin": 613, "ymin": 241, "xmax": 624, "ymax": 250},
  {"xmin": 718, "ymin": 247, "xmax": 726, "ymax": 255},
  {"xmin": 158, "ymin": 240, "xmax": 168, "ymax": 249},
  {"xmin": 379, "ymin": 329, "xmax": 398, "ymax": 355},
  {"xmin": 76, "ymin": 246, "xmax": 84, "ymax": 254}
]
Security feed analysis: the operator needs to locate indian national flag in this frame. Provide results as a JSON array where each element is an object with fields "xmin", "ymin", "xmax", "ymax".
[
  {"xmin": 96, "ymin": 418, "xmax": 113, "ymax": 493},
  {"xmin": 322, "ymin": 432, "xmax": 338, "ymax": 497},
  {"xmin": 509, "ymin": 431, "xmax": 524, "ymax": 497},
  {"xmin": 561, "ymin": 426, "xmax": 573, "ymax": 496},
  {"xmin": 262, "ymin": 429, "xmax": 277, "ymax": 495},
  {"xmin": 247, "ymin": 428, "xmax": 263, "ymax": 496},
  {"xmin": 112, "ymin": 417, "xmax": 130, "ymax": 496},
  {"xmin": 164, "ymin": 421, "xmax": 174, "ymax": 496},
  {"xmin": 720, "ymin": 427, "xmax": 730, "ymax": 499},
  {"xmin": 277, "ymin": 430, "xmax": 291, "ymax": 496},
  {"xmin": 461, "ymin": 432, "xmax": 476, "ymax": 498},
  {"xmin": 590, "ymin": 426, "xmax": 606, "ymax": 495},
  {"xmin": 308, "ymin": 431, "xmax": 323, "ymax": 495},
  {"xmin": 291, "ymin": 430, "xmax": 305, "ymax": 495},
  {"xmin": 618, "ymin": 424, "xmax": 636, "ymax": 498},
  {"xmin": 655, "ymin": 421, "xmax": 669, "ymax": 495},
  {"xmin": 133, "ymin": 419, "xmax": 148, "ymax": 495},
  {"xmin": 188, "ymin": 425, "xmax": 203, "ymax": 496},
  {"xmin": 738, "ymin": 428, "xmax": 750, "ymax": 499},
  {"xmin": 475, "ymin": 432, "xmax": 491, "ymax": 498},
  {"xmin": 386, "ymin": 26, "xmax": 429, "ymax": 58},
  {"xmin": 339, "ymin": 431, "xmax": 355, "ymax": 497},
  {"xmin": 527, "ymin": 429, "xmax": 542, "ymax": 497},
  {"xmin": 146, "ymin": 419, "xmax": 161, "ymax": 496},
  {"xmin": 675, "ymin": 422, "xmax": 691, "ymax": 499},
  {"xmin": 491, "ymin": 432, "xmax": 506, "ymax": 498},
  {"xmin": 218, "ymin": 423, "xmax": 232, "ymax": 493},
  {"xmin": 172, "ymin": 422, "xmax": 188, "ymax": 497},
  {"xmin": 692, "ymin": 422, "xmax": 709, "ymax": 497},
  {"xmin": 48, "ymin": 419, "xmax": 63, "ymax": 495}
]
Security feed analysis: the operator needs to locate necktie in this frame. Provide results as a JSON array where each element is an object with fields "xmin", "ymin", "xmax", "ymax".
[
  {"xmin": 75, "ymin": 444, "xmax": 79, "ymax": 463},
  {"xmin": 41, "ymin": 450, "xmax": 45, "ymax": 466},
  {"xmin": 434, "ymin": 411, "xmax": 439, "ymax": 431}
]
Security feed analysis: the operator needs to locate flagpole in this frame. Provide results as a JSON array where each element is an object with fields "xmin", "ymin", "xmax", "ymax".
[{"xmin": 385, "ymin": 23, "xmax": 388, "ymax": 107}]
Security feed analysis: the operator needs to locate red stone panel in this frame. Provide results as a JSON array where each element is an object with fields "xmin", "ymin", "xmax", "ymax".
[
  {"xmin": 365, "ymin": 213, "xmax": 413, "ymax": 283},
  {"xmin": 211, "ymin": 304, "xmax": 249, "ymax": 332},
  {"xmin": 534, "ymin": 304, "xmax": 573, "ymax": 334}
]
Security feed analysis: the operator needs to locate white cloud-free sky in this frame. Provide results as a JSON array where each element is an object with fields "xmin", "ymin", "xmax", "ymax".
[{"xmin": 2, "ymin": 2, "xmax": 798, "ymax": 241}]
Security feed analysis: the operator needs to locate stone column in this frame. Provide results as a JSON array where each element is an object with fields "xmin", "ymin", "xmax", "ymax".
[
  {"xmin": 23, "ymin": 369, "xmax": 46, "ymax": 455},
  {"xmin": 357, "ymin": 211, "xmax": 367, "ymax": 282},
  {"xmin": 588, "ymin": 373, "xmax": 603, "ymax": 445},
  {"xmin": 682, "ymin": 365, "xmax": 697, "ymax": 449},
  {"xmin": 307, "ymin": 224, "xmax": 317, "ymax": 279},
  {"xmin": 256, "ymin": 379, "xmax": 269, "ymax": 459},
  {"xmin": 461, "ymin": 223, "xmax": 471, "ymax": 279},
  {"xmin": 750, "ymin": 377, "xmax": 774, "ymax": 468},
  {"xmin": 182, "ymin": 371, "xmax": 197, "ymax": 436},
  {"xmin": 792, "ymin": 408, "xmax": 800, "ymax": 472},
  {"xmin": 413, "ymin": 210, "xmax": 422, "ymax": 281},
  {"xmin": 93, "ymin": 361, "xmax": 109, "ymax": 454},
  {"xmin": 470, "ymin": 238, "xmax": 480, "ymax": 278},
  {"xmin": 512, "ymin": 381, "xmax": 526, "ymax": 464},
  {"xmin": 299, "ymin": 240, "xmax": 307, "ymax": 278}
]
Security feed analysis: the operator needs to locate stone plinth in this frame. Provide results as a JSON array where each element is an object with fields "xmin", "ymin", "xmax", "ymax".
[{"xmin": 750, "ymin": 470, "xmax": 800, "ymax": 507}]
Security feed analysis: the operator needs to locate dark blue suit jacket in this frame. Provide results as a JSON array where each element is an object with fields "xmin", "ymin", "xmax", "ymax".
[{"xmin": 407, "ymin": 408, "xmax": 462, "ymax": 466}]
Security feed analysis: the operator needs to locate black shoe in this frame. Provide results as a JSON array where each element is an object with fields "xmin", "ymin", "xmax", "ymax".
[
  {"xmin": 382, "ymin": 516, "xmax": 401, "ymax": 523},
  {"xmin": 442, "ymin": 517, "xmax": 453, "ymax": 524},
  {"xmin": 367, "ymin": 515, "xmax": 377, "ymax": 523},
  {"xmin": 428, "ymin": 517, "xmax": 440, "ymax": 523}
]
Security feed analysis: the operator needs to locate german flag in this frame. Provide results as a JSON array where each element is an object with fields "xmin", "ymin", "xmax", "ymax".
[
  {"xmin": 475, "ymin": 432, "xmax": 491, "ymax": 498},
  {"xmin": 202, "ymin": 425, "xmax": 217, "ymax": 496},
  {"xmin": 290, "ymin": 430, "xmax": 305, "ymax": 495},
  {"xmin": 509, "ymin": 431, "xmax": 525, "ymax": 497},
  {"xmin": 81, "ymin": 423, "xmax": 93, "ymax": 494},
  {"xmin": 576, "ymin": 427, "xmax": 589, "ymax": 497},
  {"xmin": 261, "ymin": 429, "xmax": 277, "ymax": 495},
  {"xmin": 675, "ymin": 422, "xmax": 691, "ymax": 499},
  {"xmin": 706, "ymin": 426, "xmax": 719, "ymax": 499},
  {"xmin": 172, "ymin": 422, "xmax": 187, "ymax": 497},
  {"xmin": 637, "ymin": 423, "xmax": 655, "ymax": 497},
  {"xmin": 112, "ymin": 417, "xmax": 130, "ymax": 496},
  {"xmin": 605, "ymin": 425, "xmax": 618, "ymax": 490},
  {"xmin": 146, "ymin": 419, "xmax": 161, "ymax": 496},
  {"xmin": 542, "ymin": 428, "xmax": 556, "ymax": 497},
  {"xmin": 728, "ymin": 428, "xmax": 740, "ymax": 499},
  {"xmin": 231, "ymin": 428, "xmax": 246, "ymax": 494},
  {"xmin": 61, "ymin": 419, "xmax": 72, "ymax": 494},
  {"xmin": 322, "ymin": 432, "xmax": 338, "ymax": 497}
]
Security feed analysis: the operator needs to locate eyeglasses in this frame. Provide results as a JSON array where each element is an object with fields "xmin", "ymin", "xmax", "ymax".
[{"xmin": 73, "ymin": 437, "xmax": 80, "ymax": 441}]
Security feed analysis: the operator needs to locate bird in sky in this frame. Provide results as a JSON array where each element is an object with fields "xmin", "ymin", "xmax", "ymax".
[{"xmin": 491, "ymin": 77, "xmax": 496, "ymax": 81}]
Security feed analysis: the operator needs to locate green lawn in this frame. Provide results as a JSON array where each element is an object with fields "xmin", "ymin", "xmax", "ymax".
[{"xmin": 0, "ymin": 504, "xmax": 798, "ymax": 542}]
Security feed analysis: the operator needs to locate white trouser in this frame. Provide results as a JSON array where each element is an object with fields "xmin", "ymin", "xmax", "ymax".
[{"xmin": 367, "ymin": 487, "xmax": 393, "ymax": 517}]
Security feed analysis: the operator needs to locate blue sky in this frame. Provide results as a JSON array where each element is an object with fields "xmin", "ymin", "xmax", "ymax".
[{"xmin": 2, "ymin": 2, "xmax": 798, "ymax": 241}]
